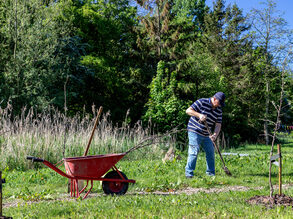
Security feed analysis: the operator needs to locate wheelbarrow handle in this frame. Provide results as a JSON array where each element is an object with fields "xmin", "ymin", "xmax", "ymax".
[{"xmin": 26, "ymin": 156, "xmax": 44, "ymax": 163}]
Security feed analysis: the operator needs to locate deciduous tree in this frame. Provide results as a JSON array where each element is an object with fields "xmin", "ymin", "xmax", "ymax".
[{"xmin": 249, "ymin": 0, "xmax": 293, "ymax": 144}]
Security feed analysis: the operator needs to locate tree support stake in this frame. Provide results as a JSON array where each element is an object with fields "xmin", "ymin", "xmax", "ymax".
[
  {"xmin": 278, "ymin": 144, "xmax": 282, "ymax": 195},
  {"xmin": 0, "ymin": 171, "xmax": 12, "ymax": 219}
]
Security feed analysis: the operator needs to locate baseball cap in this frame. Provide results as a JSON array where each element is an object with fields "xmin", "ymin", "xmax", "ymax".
[{"xmin": 214, "ymin": 92, "xmax": 226, "ymax": 107}]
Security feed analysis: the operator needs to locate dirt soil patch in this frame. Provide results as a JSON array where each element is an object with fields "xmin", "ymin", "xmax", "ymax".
[{"xmin": 246, "ymin": 194, "xmax": 293, "ymax": 208}]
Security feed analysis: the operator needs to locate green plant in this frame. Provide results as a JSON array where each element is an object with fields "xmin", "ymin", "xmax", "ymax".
[
  {"xmin": 16, "ymin": 187, "xmax": 52, "ymax": 201},
  {"xmin": 143, "ymin": 61, "xmax": 190, "ymax": 132}
]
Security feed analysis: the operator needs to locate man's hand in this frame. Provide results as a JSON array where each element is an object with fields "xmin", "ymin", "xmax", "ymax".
[
  {"xmin": 209, "ymin": 133, "xmax": 217, "ymax": 142},
  {"xmin": 199, "ymin": 114, "xmax": 207, "ymax": 122}
]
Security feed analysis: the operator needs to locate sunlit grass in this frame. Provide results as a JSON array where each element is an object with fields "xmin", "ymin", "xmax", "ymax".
[
  {"xmin": 2, "ymin": 144, "xmax": 293, "ymax": 218},
  {"xmin": 5, "ymin": 190, "xmax": 293, "ymax": 219}
]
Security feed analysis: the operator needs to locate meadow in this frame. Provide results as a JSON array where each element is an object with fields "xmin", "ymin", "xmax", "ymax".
[{"xmin": 1, "ymin": 106, "xmax": 293, "ymax": 218}]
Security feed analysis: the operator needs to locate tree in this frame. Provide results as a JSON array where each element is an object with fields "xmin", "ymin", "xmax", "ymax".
[
  {"xmin": 139, "ymin": 0, "xmax": 218, "ymax": 148},
  {"xmin": 172, "ymin": 0, "xmax": 206, "ymax": 24},
  {"xmin": 135, "ymin": 0, "xmax": 174, "ymax": 61},
  {"xmin": 0, "ymin": 0, "xmax": 88, "ymax": 114},
  {"xmin": 0, "ymin": 1, "xmax": 8, "ymax": 99},
  {"xmin": 268, "ymin": 49, "xmax": 291, "ymax": 197},
  {"xmin": 135, "ymin": 0, "xmax": 205, "ymax": 62},
  {"xmin": 249, "ymin": 0, "xmax": 293, "ymax": 144},
  {"xmin": 66, "ymin": 0, "xmax": 145, "ymax": 121},
  {"xmin": 199, "ymin": 0, "xmax": 265, "ymax": 144},
  {"xmin": 143, "ymin": 61, "xmax": 190, "ymax": 132}
]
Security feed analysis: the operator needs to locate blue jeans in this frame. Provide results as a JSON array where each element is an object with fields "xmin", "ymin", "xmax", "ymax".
[{"xmin": 185, "ymin": 131, "xmax": 215, "ymax": 176}]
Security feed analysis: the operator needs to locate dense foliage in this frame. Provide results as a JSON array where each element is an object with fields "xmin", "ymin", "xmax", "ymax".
[{"xmin": 0, "ymin": 0, "xmax": 292, "ymax": 146}]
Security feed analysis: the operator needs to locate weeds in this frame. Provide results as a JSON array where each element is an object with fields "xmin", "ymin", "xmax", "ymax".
[
  {"xmin": 0, "ymin": 103, "xmax": 176, "ymax": 170},
  {"xmin": 15, "ymin": 187, "xmax": 52, "ymax": 201}
]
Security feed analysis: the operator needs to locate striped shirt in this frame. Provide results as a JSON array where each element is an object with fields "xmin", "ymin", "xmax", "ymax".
[{"xmin": 187, "ymin": 98, "xmax": 222, "ymax": 136}]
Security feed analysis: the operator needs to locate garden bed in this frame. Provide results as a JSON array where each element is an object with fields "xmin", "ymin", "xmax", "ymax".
[{"xmin": 247, "ymin": 194, "xmax": 293, "ymax": 208}]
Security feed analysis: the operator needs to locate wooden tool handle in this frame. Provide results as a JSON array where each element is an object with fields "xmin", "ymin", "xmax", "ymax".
[
  {"xmin": 204, "ymin": 120, "xmax": 212, "ymax": 136},
  {"xmin": 83, "ymin": 106, "xmax": 103, "ymax": 156},
  {"xmin": 204, "ymin": 121, "xmax": 226, "ymax": 165}
]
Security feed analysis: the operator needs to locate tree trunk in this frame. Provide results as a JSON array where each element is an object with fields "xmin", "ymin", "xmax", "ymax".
[{"xmin": 264, "ymin": 80, "xmax": 270, "ymax": 145}]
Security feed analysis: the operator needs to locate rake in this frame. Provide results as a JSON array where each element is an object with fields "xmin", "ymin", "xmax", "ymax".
[{"xmin": 204, "ymin": 121, "xmax": 232, "ymax": 176}]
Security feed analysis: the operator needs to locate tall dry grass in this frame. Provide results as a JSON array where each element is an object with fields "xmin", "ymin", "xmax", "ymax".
[{"xmin": 0, "ymin": 103, "xmax": 175, "ymax": 170}]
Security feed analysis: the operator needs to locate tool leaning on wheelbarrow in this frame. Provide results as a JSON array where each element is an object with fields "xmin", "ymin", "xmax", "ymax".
[
  {"xmin": 27, "ymin": 106, "xmax": 136, "ymax": 200},
  {"xmin": 204, "ymin": 121, "xmax": 232, "ymax": 176}
]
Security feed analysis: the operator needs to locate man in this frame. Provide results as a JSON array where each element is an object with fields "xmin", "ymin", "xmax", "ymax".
[{"xmin": 185, "ymin": 92, "xmax": 225, "ymax": 178}]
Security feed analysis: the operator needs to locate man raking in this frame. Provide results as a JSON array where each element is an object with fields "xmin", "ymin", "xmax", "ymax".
[{"xmin": 185, "ymin": 92, "xmax": 226, "ymax": 178}]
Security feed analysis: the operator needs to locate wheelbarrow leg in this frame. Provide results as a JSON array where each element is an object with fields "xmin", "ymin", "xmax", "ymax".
[
  {"xmin": 75, "ymin": 179, "xmax": 80, "ymax": 198},
  {"xmin": 70, "ymin": 179, "xmax": 93, "ymax": 199},
  {"xmin": 79, "ymin": 180, "xmax": 89, "ymax": 194},
  {"xmin": 72, "ymin": 179, "xmax": 76, "ymax": 197},
  {"xmin": 71, "ymin": 179, "xmax": 79, "ymax": 198},
  {"xmin": 83, "ymin": 180, "xmax": 93, "ymax": 200},
  {"xmin": 70, "ymin": 179, "xmax": 74, "ymax": 197}
]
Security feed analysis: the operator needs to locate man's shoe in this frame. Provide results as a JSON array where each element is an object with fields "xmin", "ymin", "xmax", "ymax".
[{"xmin": 186, "ymin": 176, "xmax": 193, "ymax": 179}]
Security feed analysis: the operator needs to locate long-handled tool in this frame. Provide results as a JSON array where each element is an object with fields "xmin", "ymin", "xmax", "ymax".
[
  {"xmin": 68, "ymin": 106, "xmax": 103, "ymax": 193},
  {"xmin": 84, "ymin": 106, "xmax": 103, "ymax": 156},
  {"xmin": 204, "ymin": 121, "xmax": 232, "ymax": 176}
]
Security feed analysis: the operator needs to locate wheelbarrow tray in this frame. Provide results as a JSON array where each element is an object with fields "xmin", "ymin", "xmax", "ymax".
[{"xmin": 64, "ymin": 153, "xmax": 126, "ymax": 178}]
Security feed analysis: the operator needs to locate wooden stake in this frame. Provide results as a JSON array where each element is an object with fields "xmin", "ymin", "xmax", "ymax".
[
  {"xmin": 0, "ymin": 171, "xmax": 2, "ymax": 217},
  {"xmin": 278, "ymin": 144, "xmax": 282, "ymax": 195},
  {"xmin": 0, "ymin": 171, "xmax": 12, "ymax": 219}
]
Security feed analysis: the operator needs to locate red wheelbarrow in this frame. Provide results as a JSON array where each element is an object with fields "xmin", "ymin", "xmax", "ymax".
[
  {"xmin": 27, "ymin": 107, "xmax": 136, "ymax": 199},
  {"xmin": 26, "ymin": 106, "xmax": 173, "ymax": 200},
  {"xmin": 27, "ymin": 153, "xmax": 135, "ymax": 199}
]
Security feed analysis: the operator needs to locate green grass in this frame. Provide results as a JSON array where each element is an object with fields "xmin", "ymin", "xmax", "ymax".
[
  {"xmin": 1, "ymin": 106, "xmax": 293, "ymax": 218},
  {"xmin": 5, "ymin": 190, "xmax": 293, "ymax": 218},
  {"xmin": 2, "ymin": 142, "xmax": 293, "ymax": 218}
]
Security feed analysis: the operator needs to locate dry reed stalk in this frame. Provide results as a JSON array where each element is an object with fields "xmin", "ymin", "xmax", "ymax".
[{"xmin": 0, "ymin": 104, "xmax": 176, "ymax": 170}]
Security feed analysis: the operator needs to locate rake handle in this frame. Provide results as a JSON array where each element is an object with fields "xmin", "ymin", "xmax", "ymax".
[
  {"xmin": 204, "ymin": 121, "xmax": 227, "ymax": 166},
  {"xmin": 83, "ymin": 106, "xmax": 103, "ymax": 156}
]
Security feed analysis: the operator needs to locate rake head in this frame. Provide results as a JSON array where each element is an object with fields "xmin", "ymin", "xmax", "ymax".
[{"xmin": 223, "ymin": 166, "xmax": 232, "ymax": 176}]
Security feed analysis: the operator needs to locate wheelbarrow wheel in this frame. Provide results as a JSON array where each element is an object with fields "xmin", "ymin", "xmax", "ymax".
[{"xmin": 102, "ymin": 170, "xmax": 129, "ymax": 195}]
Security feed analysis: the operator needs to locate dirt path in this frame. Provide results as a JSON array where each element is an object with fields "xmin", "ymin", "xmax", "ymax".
[
  {"xmin": 140, "ymin": 185, "xmax": 262, "ymax": 195},
  {"xmin": 133, "ymin": 184, "xmax": 292, "ymax": 195},
  {"xmin": 3, "ymin": 184, "xmax": 292, "ymax": 208}
]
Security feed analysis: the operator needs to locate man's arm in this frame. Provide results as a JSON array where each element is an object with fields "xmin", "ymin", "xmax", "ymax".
[
  {"xmin": 210, "ymin": 123, "xmax": 221, "ymax": 141},
  {"xmin": 186, "ymin": 107, "xmax": 206, "ymax": 122}
]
